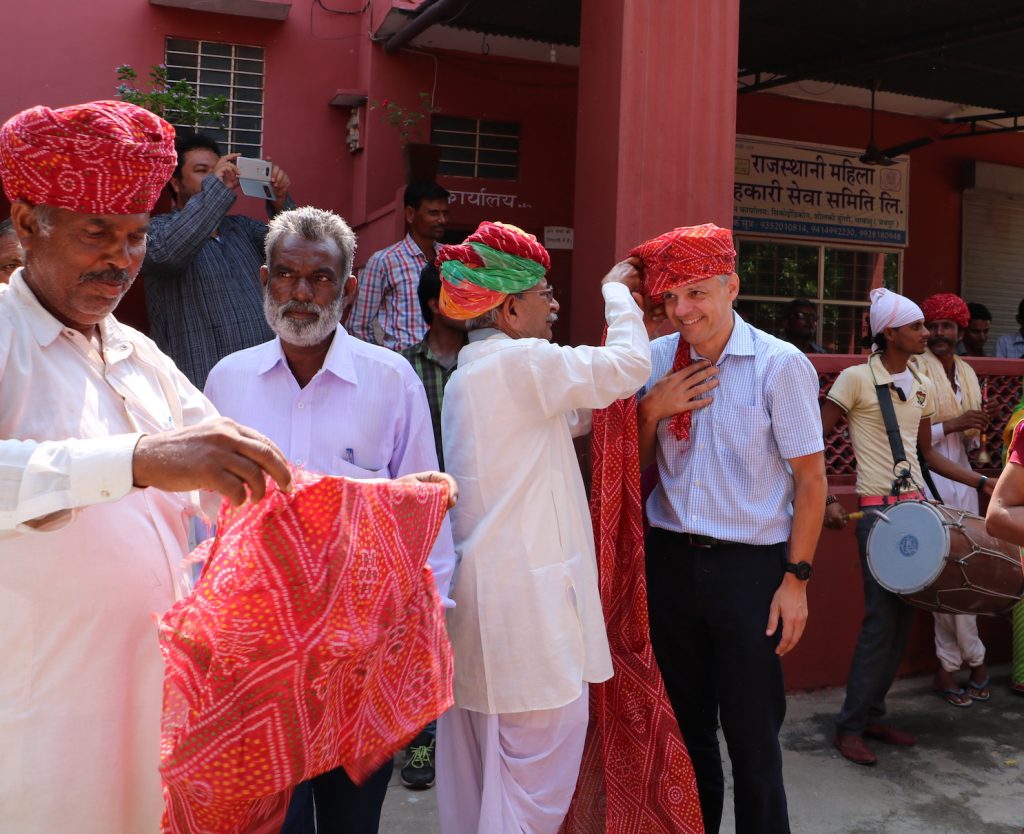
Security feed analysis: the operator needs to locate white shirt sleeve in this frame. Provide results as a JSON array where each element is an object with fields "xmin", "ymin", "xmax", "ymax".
[
  {"xmin": 390, "ymin": 370, "xmax": 457, "ymax": 608},
  {"xmin": 529, "ymin": 282, "xmax": 652, "ymax": 418},
  {"xmin": 0, "ymin": 433, "xmax": 141, "ymax": 531}
]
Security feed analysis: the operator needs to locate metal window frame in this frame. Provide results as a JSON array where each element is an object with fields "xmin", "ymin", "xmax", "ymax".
[
  {"xmin": 431, "ymin": 115, "xmax": 519, "ymax": 181},
  {"xmin": 736, "ymin": 236, "xmax": 903, "ymax": 345},
  {"xmin": 164, "ymin": 37, "xmax": 266, "ymax": 156}
]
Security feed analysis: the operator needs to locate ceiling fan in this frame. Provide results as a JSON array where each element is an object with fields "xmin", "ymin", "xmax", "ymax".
[{"xmin": 859, "ymin": 81, "xmax": 935, "ymax": 165}]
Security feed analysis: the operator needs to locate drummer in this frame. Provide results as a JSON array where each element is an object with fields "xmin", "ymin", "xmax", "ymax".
[
  {"xmin": 916, "ymin": 293, "xmax": 992, "ymax": 706},
  {"xmin": 821, "ymin": 288, "xmax": 995, "ymax": 766}
]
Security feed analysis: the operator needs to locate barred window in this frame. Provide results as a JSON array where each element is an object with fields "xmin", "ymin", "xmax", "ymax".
[
  {"xmin": 164, "ymin": 37, "xmax": 265, "ymax": 157},
  {"xmin": 735, "ymin": 240, "xmax": 902, "ymax": 353},
  {"xmin": 431, "ymin": 116, "xmax": 519, "ymax": 180}
]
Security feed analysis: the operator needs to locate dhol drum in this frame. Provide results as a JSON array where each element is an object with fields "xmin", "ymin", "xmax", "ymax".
[{"xmin": 865, "ymin": 500, "xmax": 1024, "ymax": 616}]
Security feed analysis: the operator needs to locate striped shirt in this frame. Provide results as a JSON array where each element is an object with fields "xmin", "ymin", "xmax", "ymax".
[
  {"xmin": 641, "ymin": 313, "xmax": 824, "ymax": 545},
  {"xmin": 349, "ymin": 234, "xmax": 436, "ymax": 350},
  {"xmin": 143, "ymin": 175, "xmax": 293, "ymax": 388},
  {"xmin": 399, "ymin": 338, "xmax": 458, "ymax": 470}
]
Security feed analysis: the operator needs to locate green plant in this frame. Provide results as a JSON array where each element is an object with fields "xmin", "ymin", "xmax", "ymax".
[
  {"xmin": 115, "ymin": 64, "xmax": 227, "ymax": 127},
  {"xmin": 369, "ymin": 92, "xmax": 438, "ymax": 146}
]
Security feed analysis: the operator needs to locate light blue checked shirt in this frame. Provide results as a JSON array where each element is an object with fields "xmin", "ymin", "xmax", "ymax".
[{"xmin": 641, "ymin": 312, "xmax": 824, "ymax": 545}]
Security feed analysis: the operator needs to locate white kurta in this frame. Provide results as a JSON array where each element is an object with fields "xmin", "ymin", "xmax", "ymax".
[
  {"xmin": 0, "ymin": 271, "xmax": 218, "ymax": 832},
  {"xmin": 922, "ymin": 360, "xmax": 986, "ymax": 673},
  {"xmin": 440, "ymin": 281, "xmax": 651, "ymax": 715}
]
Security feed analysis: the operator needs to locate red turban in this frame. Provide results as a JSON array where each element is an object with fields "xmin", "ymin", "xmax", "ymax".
[
  {"xmin": 0, "ymin": 100, "xmax": 176, "ymax": 215},
  {"xmin": 921, "ymin": 293, "xmax": 969, "ymax": 329},
  {"xmin": 629, "ymin": 223, "xmax": 736, "ymax": 299},
  {"xmin": 628, "ymin": 223, "xmax": 736, "ymax": 441}
]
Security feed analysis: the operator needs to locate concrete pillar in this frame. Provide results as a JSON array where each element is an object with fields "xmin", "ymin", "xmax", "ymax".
[{"xmin": 570, "ymin": 0, "xmax": 740, "ymax": 345}]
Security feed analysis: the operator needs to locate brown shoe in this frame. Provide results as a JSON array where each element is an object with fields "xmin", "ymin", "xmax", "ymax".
[
  {"xmin": 864, "ymin": 723, "xmax": 917, "ymax": 746},
  {"xmin": 833, "ymin": 732, "xmax": 877, "ymax": 766}
]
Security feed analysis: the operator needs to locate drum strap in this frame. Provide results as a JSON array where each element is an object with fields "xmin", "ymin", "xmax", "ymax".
[{"xmin": 873, "ymin": 383, "xmax": 942, "ymax": 501}]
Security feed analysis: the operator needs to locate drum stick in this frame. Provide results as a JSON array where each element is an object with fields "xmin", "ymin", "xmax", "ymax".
[{"xmin": 843, "ymin": 509, "xmax": 890, "ymax": 523}]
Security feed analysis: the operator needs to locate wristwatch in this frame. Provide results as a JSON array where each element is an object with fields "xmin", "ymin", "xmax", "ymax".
[{"xmin": 784, "ymin": 561, "xmax": 813, "ymax": 581}]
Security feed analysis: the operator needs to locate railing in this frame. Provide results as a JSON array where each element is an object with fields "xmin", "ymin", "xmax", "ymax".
[{"xmin": 811, "ymin": 355, "xmax": 1024, "ymax": 487}]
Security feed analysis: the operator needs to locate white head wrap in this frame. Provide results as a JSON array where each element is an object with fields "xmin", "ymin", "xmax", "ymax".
[{"xmin": 869, "ymin": 287, "xmax": 924, "ymax": 338}]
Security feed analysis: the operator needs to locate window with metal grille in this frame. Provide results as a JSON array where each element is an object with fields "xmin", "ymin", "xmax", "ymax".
[
  {"xmin": 164, "ymin": 37, "xmax": 265, "ymax": 157},
  {"xmin": 735, "ymin": 239, "xmax": 902, "ymax": 353},
  {"xmin": 431, "ymin": 116, "xmax": 519, "ymax": 180}
]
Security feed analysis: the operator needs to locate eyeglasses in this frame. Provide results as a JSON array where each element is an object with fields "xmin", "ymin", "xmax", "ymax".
[{"xmin": 520, "ymin": 287, "xmax": 555, "ymax": 301}]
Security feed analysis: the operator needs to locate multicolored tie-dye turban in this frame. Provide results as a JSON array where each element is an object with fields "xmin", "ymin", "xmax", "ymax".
[
  {"xmin": 438, "ymin": 221, "xmax": 551, "ymax": 319},
  {"xmin": 921, "ymin": 293, "xmax": 970, "ymax": 329},
  {"xmin": 628, "ymin": 223, "xmax": 737, "ymax": 441},
  {"xmin": 0, "ymin": 100, "xmax": 176, "ymax": 214}
]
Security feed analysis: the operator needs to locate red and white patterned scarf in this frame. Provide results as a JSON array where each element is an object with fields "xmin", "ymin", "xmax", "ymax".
[
  {"xmin": 562, "ymin": 393, "xmax": 704, "ymax": 834},
  {"xmin": 159, "ymin": 469, "xmax": 453, "ymax": 834}
]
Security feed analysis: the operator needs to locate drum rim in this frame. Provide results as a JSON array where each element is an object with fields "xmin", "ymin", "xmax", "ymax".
[{"xmin": 865, "ymin": 500, "xmax": 950, "ymax": 594}]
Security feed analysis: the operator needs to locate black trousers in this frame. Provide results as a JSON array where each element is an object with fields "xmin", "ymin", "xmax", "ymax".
[
  {"xmin": 645, "ymin": 527, "xmax": 791, "ymax": 834},
  {"xmin": 834, "ymin": 514, "xmax": 915, "ymax": 734},
  {"xmin": 279, "ymin": 759, "xmax": 392, "ymax": 834}
]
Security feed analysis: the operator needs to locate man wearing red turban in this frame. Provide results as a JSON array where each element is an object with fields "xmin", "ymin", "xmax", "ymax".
[
  {"xmin": 917, "ymin": 293, "xmax": 991, "ymax": 706},
  {"xmin": 630, "ymin": 224, "xmax": 827, "ymax": 833},
  {"xmin": 435, "ymin": 221, "xmax": 653, "ymax": 834},
  {"xmin": 0, "ymin": 100, "xmax": 293, "ymax": 832}
]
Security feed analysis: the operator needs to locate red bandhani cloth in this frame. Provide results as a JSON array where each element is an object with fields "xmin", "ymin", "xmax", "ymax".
[
  {"xmin": 629, "ymin": 224, "xmax": 735, "ymax": 442},
  {"xmin": 921, "ymin": 293, "xmax": 969, "ymax": 329},
  {"xmin": 0, "ymin": 99, "xmax": 175, "ymax": 214},
  {"xmin": 562, "ymin": 361, "xmax": 703, "ymax": 834},
  {"xmin": 159, "ymin": 469, "xmax": 453, "ymax": 834}
]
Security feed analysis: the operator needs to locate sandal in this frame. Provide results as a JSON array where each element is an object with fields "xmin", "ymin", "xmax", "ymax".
[
  {"xmin": 934, "ymin": 686, "xmax": 972, "ymax": 708},
  {"xmin": 966, "ymin": 676, "xmax": 991, "ymax": 701}
]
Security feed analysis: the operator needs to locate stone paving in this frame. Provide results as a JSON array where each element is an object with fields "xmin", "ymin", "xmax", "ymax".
[{"xmin": 379, "ymin": 664, "xmax": 1023, "ymax": 833}]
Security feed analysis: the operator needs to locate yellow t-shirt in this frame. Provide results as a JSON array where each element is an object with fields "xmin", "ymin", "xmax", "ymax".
[{"xmin": 827, "ymin": 354, "xmax": 935, "ymax": 497}]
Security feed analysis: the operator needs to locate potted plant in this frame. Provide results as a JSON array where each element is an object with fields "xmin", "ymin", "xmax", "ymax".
[{"xmin": 370, "ymin": 91, "xmax": 442, "ymax": 183}]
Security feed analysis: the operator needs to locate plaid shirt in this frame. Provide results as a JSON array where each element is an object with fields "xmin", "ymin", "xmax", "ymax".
[
  {"xmin": 399, "ymin": 338, "xmax": 457, "ymax": 470},
  {"xmin": 143, "ymin": 176, "xmax": 293, "ymax": 387},
  {"xmin": 350, "ymin": 234, "xmax": 436, "ymax": 350}
]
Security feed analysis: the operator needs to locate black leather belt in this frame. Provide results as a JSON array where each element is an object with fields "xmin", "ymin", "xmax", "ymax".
[{"xmin": 681, "ymin": 533, "xmax": 742, "ymax": 549}]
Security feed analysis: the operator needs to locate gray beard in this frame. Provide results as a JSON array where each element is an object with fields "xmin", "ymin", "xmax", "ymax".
[{"xmin": 264, "ymin": 294, "xmax": 344, "ymax": 347}]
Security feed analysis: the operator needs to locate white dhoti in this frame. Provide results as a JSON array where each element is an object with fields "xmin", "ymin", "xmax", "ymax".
[
  {"xmin": 436, "ymin": 691, "xmax": 589, "ymax": 834},
  {"xmin": 934, "ymin": 612, "xmax": 986, "ymax": 672}
]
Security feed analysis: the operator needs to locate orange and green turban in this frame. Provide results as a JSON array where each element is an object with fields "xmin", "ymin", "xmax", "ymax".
[{"xmin": 437, "ymin": 221, "xmax": 551, "ymax": 320}]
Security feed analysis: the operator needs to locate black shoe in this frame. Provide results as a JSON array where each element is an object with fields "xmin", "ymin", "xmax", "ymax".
[{"xmin": 400, "ymin": 735, "xmax": 436, "ymax": 789}]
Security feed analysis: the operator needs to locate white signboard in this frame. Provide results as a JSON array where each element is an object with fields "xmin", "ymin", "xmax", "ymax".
[
  {"xmin": 734, "ymin": 135, "xmax": 909, "ymax": 247},
  {"xmin": 544, "ymin": 226, "xmax": 574, "ymax": 250}
]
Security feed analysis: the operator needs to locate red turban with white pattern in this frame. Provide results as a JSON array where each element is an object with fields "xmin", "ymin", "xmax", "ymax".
[
  {"xmin": 628, "ymin": 223, "xmax": 737, "ymax": 441},
  {"xmin": 629, "ymin": 223, "xmax": 736, "ymax": 298},
  {"xmin": 921, "ymin": 293, "xmax": 969, "ymax": 329},
  {"xmin": 0, "ymin": 100, "xmax": 176, "ymax": 214}
]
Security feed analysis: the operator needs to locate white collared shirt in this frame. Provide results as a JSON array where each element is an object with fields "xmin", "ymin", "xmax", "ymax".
[
  {"xmin": 204, "ymin": 324, "xmax": 456, "ymax": 604},
  {"xmin": 0, "ymin": 269, "xmax": 219, "ymax": 831}
]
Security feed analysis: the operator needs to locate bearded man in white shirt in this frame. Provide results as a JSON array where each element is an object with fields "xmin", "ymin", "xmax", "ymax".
[
  {"xmin": 0, "ymin": 101, "xmax": 292, "ymax": 833},
  {"xmin": 434, "ymin": 221, "xmax": 652, "ymax": 834},
  {"xmin": 204, "ymin": 205, "xmax": 457, "ymax": 834}
]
